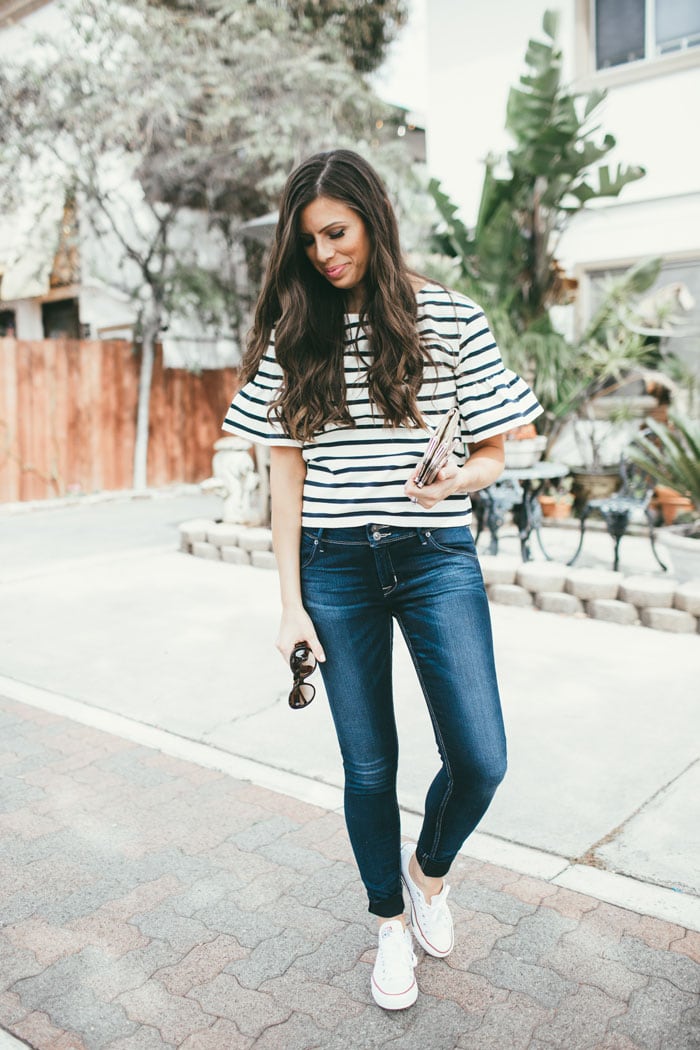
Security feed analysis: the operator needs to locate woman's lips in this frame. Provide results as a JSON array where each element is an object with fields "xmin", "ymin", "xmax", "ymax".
[{"xmin": 324, "ymin": 264, "xmax": 347, "ymax": 280}]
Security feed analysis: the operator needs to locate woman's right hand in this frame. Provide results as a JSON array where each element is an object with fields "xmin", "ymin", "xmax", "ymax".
[{"xmin": 276, "ymin": 606, "xmax": 326, "ymax": 665}]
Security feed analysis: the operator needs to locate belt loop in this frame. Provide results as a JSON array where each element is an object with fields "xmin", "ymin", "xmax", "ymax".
[{"xmin": 417, "ymin": 528, "xmax": 428, "ymax": 546}]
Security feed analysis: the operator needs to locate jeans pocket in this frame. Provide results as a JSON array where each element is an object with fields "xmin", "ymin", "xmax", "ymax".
[
  {"xmin": 424, "ymin": 527, "xmax": 479, "ymax": 560},
  {"xmin": 300, "ymin": 530, "xmax": 321, "ymax": 568}
]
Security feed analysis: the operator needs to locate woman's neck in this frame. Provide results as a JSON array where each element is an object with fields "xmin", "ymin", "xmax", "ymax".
[{"xmin": 345, "ymin": 285, "xmax": 365, "ymax": 313}]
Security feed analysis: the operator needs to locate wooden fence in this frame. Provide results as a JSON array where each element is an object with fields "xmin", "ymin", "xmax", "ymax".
[{"xmin": 0, "ymin": 338, "xmax": 239, "ymax": 503}]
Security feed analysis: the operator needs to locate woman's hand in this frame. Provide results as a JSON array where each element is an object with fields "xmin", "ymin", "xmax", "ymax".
[
  {"xmin": 404, "ymin": 435, "xmax": 506, "ymax": 508},
  {"xmin": 276, "ymin": 606, "xmax": 326, "ymax": 666},
  {"xmin": 404, "ymin": 460, "xmax": 462, "ymax": 509}
]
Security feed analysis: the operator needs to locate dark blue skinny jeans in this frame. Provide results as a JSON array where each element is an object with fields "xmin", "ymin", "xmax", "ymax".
[{"xmin": 300, "ymin": 523, "xmax": 507, "ymax": 918}]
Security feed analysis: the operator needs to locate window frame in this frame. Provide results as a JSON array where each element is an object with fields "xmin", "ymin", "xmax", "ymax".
[{"xmin": 577, "ymin": 0, "xmax": 700, "ymax": 87}]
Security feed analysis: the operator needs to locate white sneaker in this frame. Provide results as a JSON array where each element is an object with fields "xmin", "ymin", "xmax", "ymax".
[
  {"xmin": 400, "ymin": 842, "xmax": 454, "ymax": 958},
  {"xmin": 371, "ymin": 920, "xmax": 418, "ymax": 1010}
]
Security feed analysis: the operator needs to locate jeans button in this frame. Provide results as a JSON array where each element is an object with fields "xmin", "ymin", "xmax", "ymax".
[{"xmin": 373, "ymin": 531, "xmax": 381, "ymax": 540}]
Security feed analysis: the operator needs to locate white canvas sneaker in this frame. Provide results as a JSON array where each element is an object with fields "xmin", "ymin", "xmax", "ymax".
[
  {"xmin": 400, "ymin": 842, "xmax": 454, "ymax": 958},
  {"xmin": 371, "ymin": 920, "xmax": 418, "ymax": 1010}
]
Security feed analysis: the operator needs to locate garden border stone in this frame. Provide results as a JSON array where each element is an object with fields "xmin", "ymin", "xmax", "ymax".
[{"xmin": 178, "ymin": 520, "xmax": 700, "ymax": 634}]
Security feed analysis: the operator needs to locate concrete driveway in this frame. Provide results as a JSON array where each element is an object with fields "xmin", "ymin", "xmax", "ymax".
[{"xmin": 1, "ymin": 490, "xmax": 697, "ymax": 925}]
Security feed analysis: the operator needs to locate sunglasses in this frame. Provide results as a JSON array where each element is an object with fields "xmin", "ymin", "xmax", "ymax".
[{"xmin": 288, "ymin": 642, "xmax": 318, "ymax": 710}]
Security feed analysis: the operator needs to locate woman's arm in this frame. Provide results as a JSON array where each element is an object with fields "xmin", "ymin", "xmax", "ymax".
[
  {"xmin": 404, "ymin": 434, "xmax": 505, "ymax": 509},
  {"xmin": 269, "ymin": 446, "xmax": 326, "ymax": 664}
]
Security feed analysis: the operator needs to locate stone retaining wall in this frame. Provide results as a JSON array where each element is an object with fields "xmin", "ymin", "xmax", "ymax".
[{"xmin": 179, "ymin": 519, "xmax": 700, "ymax": 635}]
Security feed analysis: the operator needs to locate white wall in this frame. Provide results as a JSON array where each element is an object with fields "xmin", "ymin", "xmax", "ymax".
[
  {"xmin": 426, "ymin": 0, "xmax": 576, "ymax": 224},
  {"xmin": 2, "ymin": 299, "xmax": 44, "ymax": 339}
]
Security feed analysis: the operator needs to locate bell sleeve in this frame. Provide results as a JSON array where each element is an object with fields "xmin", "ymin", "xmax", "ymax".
[
  {"xmin": 222, "ymin": 341, "xmax": 302, "ymax": 448},
  {"xmin": 455, "ymin": 307, "xmax": 542, "ymax": 442}
]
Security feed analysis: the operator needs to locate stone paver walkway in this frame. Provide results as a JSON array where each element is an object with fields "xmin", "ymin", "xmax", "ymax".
[{"xmin": 0, "ymin": 696, "xmax": 698, "ymax": 1050}]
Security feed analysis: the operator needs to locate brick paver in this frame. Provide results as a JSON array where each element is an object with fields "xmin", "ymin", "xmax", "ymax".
[{"xmin": 0, "ymin": 695, "xmax": 698, "ymax": 1050}]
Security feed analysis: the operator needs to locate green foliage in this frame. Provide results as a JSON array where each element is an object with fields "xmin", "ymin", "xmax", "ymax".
[
  {"xmin": 580, "ymin": 259, "xmax": 662, "ymax": 344},
  {"xmin": 283, "ymin": 0, "xmax": 408, "ymax": 72},
  {"xmin": 150, "ymin": 0, "xmax": 408, "ymax": 73},
  {"xmin": 628, "ymin": 412, "xmax": 700, "ymax": 513}
]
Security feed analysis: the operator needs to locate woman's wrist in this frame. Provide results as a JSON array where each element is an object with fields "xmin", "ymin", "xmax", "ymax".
[
  {"xmin": 455, "ymin": 465, "xmax": 475, "ymax": 495},
  {"xmin": 281, "ymin": 596, "xmax": 305, "ymax": 612}
]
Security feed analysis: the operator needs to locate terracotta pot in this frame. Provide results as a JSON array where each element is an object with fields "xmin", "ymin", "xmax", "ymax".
[
  {"xmin": 538, "ymin": 495, "xmax": 573, "ymax": 520},
  {"xmin": 509, "ymin": 423, "xmax": 538, "ymax": 440},
  {"xmin": 648, "ymin": 404, "xmax": 669, "ymax": 424},
  {"xmin": 654, "ymin": 485, "xmax": 695, "ymax": 525}
]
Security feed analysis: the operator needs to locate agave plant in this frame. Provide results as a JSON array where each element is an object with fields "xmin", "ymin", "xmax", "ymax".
[{"xmin": 628, "ymin": 411, "xmax": 700, "ymax": 537}]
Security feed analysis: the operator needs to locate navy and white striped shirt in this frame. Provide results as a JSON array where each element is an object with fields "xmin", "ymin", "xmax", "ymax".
[{"xmin": 222, "ymin": 284, "xmax": 542, "ymax": 528}]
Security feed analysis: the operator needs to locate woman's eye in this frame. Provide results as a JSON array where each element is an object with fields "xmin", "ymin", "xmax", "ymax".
[
  {"xmin": 329, "ymin": 229, "xmax": 345, "ymax": 240},
  {"xmin": 300, "ymin": 237, "xmax": 313, "ymax": 248}
]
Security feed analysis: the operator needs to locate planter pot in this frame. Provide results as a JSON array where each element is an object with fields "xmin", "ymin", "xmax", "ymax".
[
  {"xmin": 504, "ymin": 435, "xmax": 547, "ymax": 469},
  {"xmin": 571, "ymin": 467, "xmax": 620, "ymax": 511},
  {"xmin": 538, "ymin": 495, "xmax": 573, "ymax": 520},
  {"xmin": 654, "ymin": 485, "xmax": 694, "ymax": 526},
  {"xmin": 657, "ymin": 526, "xmax": 700, "ymax": 582},
  {"xmin": 648, "ymin": 403, "xmax": 670, "ymax": 425}
]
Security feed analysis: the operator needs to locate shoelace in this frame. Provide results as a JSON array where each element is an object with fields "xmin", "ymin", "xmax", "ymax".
[
  {"xmin": 418, "ymin": 883, "xmax": 450, "ymax": 915},
  {"xmin": 376, "ymin": 929, "xmax": 416, "ymax": 977}
]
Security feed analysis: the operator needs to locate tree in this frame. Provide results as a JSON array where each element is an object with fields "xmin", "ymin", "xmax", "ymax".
[
  {"xmin": 283, "ymin": 0, "xmax": 408, "ymax": 72},
  {"xmin": 151, "ymin": 0, "xmax": 408, "ymax": 74},
  {"xmin": 0, "ymin": 0, "xmax": 401, "ymax": 488}
]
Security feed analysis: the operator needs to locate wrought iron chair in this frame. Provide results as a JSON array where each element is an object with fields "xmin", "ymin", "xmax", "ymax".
[{"xmin": 568, "ymin": 458, "xmax": 667, "ymax": 573}]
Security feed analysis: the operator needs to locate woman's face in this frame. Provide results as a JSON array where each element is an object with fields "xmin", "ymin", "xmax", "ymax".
[{"xmin": 299, "ymin": 196, "xmax": 371, "ymax": 310}]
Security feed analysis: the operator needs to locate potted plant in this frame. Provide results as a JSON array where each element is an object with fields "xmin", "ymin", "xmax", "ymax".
[
  {"xmin": 504, "ymin": 423, "xmax": 547, "ymax": 469},
  {"xmin": 628, "ymin": 411, "xmax": 700, "ymax": 581},
  {"xmin": 653, "ymin": 484, "xmax": 694, "ymax": 525},
  {"xmin": 537, "ymin": 478, "xmax": 574, "ymax": 520}
]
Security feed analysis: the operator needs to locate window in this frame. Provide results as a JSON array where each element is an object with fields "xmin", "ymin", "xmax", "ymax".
[
  {"xmin": 0, "ymin": 309, "xmax": 16, "ymax": 337},
  {"xmin": 42, "ymin": 298, "xmax": 80, "ymax": 339},
  {"xmin": 595, "ymin": 0, "xmax": 700, "ymax": 69}
]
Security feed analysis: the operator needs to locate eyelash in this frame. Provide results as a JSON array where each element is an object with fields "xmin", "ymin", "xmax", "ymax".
[{"xmin": 301, "ymin": 229, "xmax": 345, "ymax": 248}]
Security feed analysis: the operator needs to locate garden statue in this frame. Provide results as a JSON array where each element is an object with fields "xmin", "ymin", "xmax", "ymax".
[{"xmin": 200, "ymin": 436, "xmax": 265, "ymax": 525}]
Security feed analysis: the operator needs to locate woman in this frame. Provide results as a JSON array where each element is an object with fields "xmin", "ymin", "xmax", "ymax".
[{"xmin": 223, "ymin": 149, "xmax": 541, "ymax": 1010}]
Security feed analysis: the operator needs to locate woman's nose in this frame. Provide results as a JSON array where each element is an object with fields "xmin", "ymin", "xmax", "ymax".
[{"xmin": 316, "ymin": 239, "xmax": 336, "ymax": 263}]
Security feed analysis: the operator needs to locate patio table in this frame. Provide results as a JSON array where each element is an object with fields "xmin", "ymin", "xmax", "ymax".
[{"xmin": 472, "ymin": 461, "xmax": 570, "ymax": 562}]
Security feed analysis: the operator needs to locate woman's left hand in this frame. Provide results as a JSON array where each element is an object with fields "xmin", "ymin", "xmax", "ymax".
[{"xmin": 404, "ymin": 460, "xmax": 463, "ymax": 509}]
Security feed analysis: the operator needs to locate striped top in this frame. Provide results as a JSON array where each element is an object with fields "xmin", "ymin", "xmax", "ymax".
[{"xmin": 222, "ymin": 283, "xmax": 542, "ymax": 528}]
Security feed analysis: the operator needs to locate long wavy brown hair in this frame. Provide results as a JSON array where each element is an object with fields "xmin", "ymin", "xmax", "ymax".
[{"xmin": 240, "ymin": 149, "xmax": 431, "ymax": 442}]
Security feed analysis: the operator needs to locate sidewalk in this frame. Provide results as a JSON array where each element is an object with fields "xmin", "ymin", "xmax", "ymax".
[{"xmin": 1, "ymin": 694, "xmax": 698, "ymax": 1050}]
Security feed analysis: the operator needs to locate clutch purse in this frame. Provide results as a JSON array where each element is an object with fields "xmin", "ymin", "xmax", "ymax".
[{"xmin": 414, "ymin": 407, "xmax": 460, "ymax": 488}]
